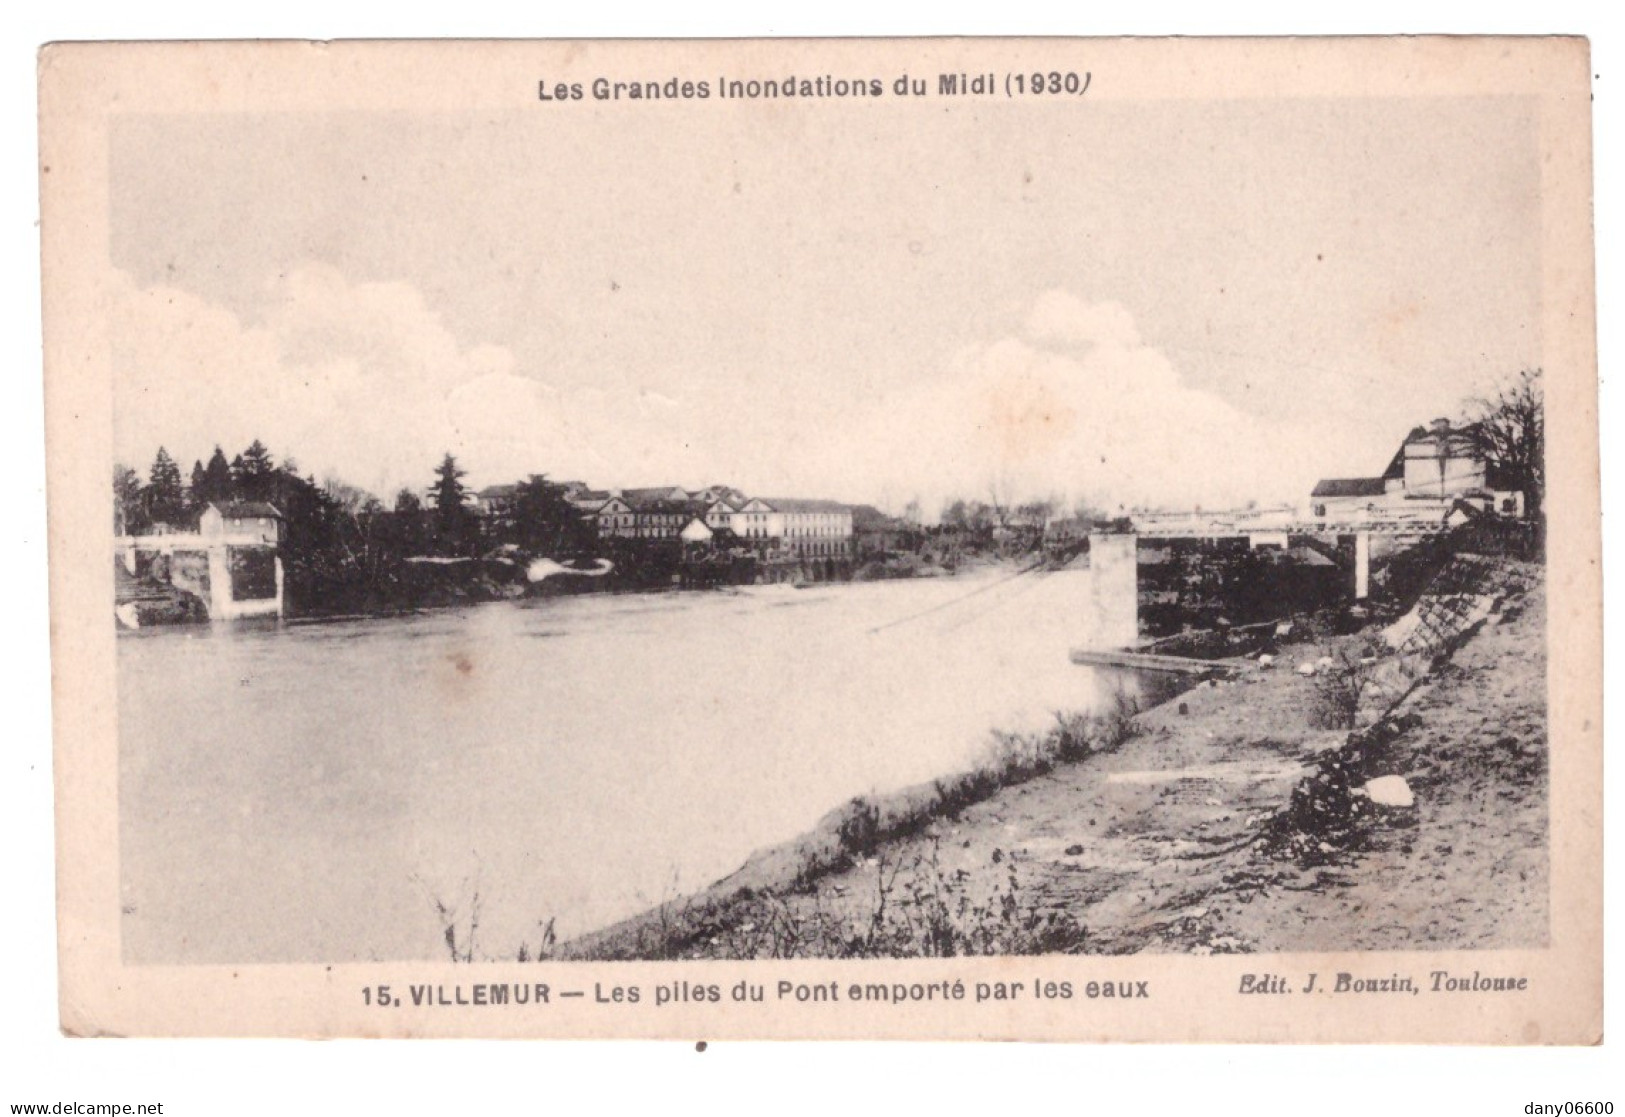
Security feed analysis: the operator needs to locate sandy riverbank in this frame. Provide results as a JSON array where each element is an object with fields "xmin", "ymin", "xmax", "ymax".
[{"xmin": 566, "ymin": 558, "xmax": 1547, "ymax": 960}]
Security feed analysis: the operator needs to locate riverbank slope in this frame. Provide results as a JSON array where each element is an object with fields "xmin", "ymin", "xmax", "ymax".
[{"xmin": 568, "ymin": 560, "xmax": 1546, "ymax": 959}]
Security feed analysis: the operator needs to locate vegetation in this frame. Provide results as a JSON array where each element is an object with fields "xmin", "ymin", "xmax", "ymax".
[
  {"xmin": 698, "ymin": 842, "xmax": 1084, "ymax": 959},
  {"xmin": 113, "ymin": 439, "xmax": 621, "ymax": 617},
  {"xmin": 1308, "ymin": 636, "xmax": 1384, "ymax": 730},
  {"xmin": 554, "ymin": 693, "xmax": 1143, "ymax": 961},
  {"xmin": 1465, "ymin": 367, "xmax": 1544, "ymax": 521}
]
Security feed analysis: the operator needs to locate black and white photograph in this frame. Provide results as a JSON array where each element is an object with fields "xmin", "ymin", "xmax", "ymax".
[{"xmin": 41, "ymin": 36, "xmax": 1600, "ymax": 1043}]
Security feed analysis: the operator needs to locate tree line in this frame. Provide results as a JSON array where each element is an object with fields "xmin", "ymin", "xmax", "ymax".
[{"xmin": 114, "ymin": 443, "xmax": 595, "ymax": 615}]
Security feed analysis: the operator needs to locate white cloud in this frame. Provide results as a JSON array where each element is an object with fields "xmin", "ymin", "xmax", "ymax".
[
  {"xmin": 111, "ymin": 274, "xmax": 1340, "ymax": 514},
  {"xmin": 112, "ymin": 265, "xmax": 625, "ymax": 497},
  {"xmin": 806, "ymin": 291, "xmax": 1327, "ymax": 515}
]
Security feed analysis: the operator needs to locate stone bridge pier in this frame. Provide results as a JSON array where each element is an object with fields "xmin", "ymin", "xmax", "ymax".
[
  {"xmin": 117, "ymin": 535, "xmax": 284, "ymax": 621},
  {"xmin": 1082, "ymin": 528, "xmax": 1375, "ymax": 651},
  {"xmin": 1085, "ymin": 533, "xmax": 1140, "ymax": 650}
]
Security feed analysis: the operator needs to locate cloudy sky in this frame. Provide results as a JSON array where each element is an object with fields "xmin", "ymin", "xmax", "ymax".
[{"xmin": 108, "ymin": 95, "xmax": 1540, "ymax": 514}]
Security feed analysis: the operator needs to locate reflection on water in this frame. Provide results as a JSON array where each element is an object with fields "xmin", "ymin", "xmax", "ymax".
[{"xmin": 119, "ymin": 568, "xmax": 1152, "ymax": 962}]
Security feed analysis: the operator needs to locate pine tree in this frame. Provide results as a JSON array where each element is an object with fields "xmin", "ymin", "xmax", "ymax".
[
  {"xmin": 236, "ymin": 440, "xmax": 276, "ymax": 501},
  {"xmin": 198, "ymin": 446, "xmax": 234, "ymax": 505},
  {"xmin": 510, "ymin": 474, "xmax": 587, "ymax": 553},
  {"xmin": 428, "ymin": 453, "xmax": 470, "ymax": 551},
  {"xmin": 145, "ymin": 447, "xmax": 186, "ymax": 526}
]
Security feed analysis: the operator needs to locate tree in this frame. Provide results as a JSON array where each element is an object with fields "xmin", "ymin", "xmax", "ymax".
[
  {"xmin": 1015, "ymin": 498, "xmax": 1058, "ymax": 529},
  {"xmin": 509, "ymin": 474, "xmax": 594, "ymax": 555},
  {"xmin": 427, "ymin": 453, "xmax": 471, "ymax": 550},
  {"xmin": 235, "ymin": 440, "xmax": 277, "ymax": 500},
  {"xmin": 394, "ymin": 488, "xmax": 423, "ymax": 514},
  {"xmin": 189, "ymin": 460, "xmax": 207, "ymax": 507},
  {"xmin": 322, "ymin": 477, "xmax": 377, "ymax": 517},
  {"xmin": 195, "ymin": 446, "xmax": 234, "ymax": 505},
  {"xmin": 1464, "ymin": 367, "xmax": 1544, "ymax": 520},
  {"xmin": 144, "ymin": 447, "xmax": 186, "ymax": 525},
  {"xmin": 114, "ymin": 463, "xmax": 145, "ymax": 533}
]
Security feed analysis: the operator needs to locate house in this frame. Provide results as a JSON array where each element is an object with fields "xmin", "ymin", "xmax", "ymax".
[
  {"xmin": 471, "ymin": 484, "xmax": 520, "ymax": 518},
  {"xmin": 1311, "ymin": 419, "xmax": 1524, "ymax": 522},
  {"xmin": 199, "ymin": 501, "xmax": 282, "ymax": 545},
  {"xmin": 622, "ymin": 486, "xmax": 691, "ymax": 504},
  {"xmin": 731, "ymin": 497, "xmax": 779, "ymax": 543},
  {"xmin": 693, "ymin": 484, "xmax": 748, "ymax": 506},
  {"xmin": 594, "ymin": 496, "xmax": 637, "ymax": 537},
  {"xmin": 599, "ymin": 493, "xmax": 712, "ymax": 541},
  {"xmin": 1307, "ymin": 476, "xmax": 1390, "ymax": 520},
  {"xmin": 566, "ymin": 488, "xmax": 614, "ymax": 514},
  {"xmin": 703, "ymin": 497, "xmax": 740, "ymax": 531},
  {"xmin": 849, "ymin": 504, "xmax": 908, "ymax": 557},
  {"xmin": 753, "ymin": 498, "xmax": 854, "ymax": 559}
]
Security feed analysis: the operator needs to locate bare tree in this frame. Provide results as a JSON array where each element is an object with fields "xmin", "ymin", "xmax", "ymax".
[{"xmin": 1465, "ymin": 368, "xmax": 1544, "ymax": 520}]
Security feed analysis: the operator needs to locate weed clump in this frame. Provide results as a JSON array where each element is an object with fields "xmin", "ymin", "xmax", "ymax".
[
  {"xmin": 1309, "ymin": 637, "xmax": 1384, "ymax": 730},
  {"xmin": 702, "ymin": 842, "xmax": 1085, "ymax": 960}
]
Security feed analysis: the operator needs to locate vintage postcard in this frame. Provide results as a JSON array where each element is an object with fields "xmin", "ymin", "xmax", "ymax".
[{"xmin": 41, "ymin": 37, "xmax": 1598, "ymax": 1041}]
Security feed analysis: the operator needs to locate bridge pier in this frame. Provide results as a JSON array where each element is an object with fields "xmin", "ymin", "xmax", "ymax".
[
  {"xmin": 116, "ymin": 535, "xmax": 284, "ymax": 621},
  {"xmin": 1336, "ymin": 532, "xmax": 1372, "ymax": 600},
  {"xmin": 1087, "ymin": 533, "xmax": 1140, "ymax": 650}
]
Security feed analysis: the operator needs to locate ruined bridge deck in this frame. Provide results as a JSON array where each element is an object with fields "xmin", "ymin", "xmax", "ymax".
[{"xmin": 1131, "ymin": 519, "xmax": 1450, "ymax": 540}]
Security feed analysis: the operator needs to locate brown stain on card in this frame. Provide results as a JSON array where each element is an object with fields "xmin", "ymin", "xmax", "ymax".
[
  {"xmin": 436, "ymin": 650, "xmax": 481, "ymax": 701},
  {"xmin": 980, "ymin": 372, "xmax": 1078, "ymax": 461}
]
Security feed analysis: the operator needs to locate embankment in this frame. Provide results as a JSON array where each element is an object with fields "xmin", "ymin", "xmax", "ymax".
[{"xmin": 563, "ymin": 557, "xmax": 1547, "ymax": 960}]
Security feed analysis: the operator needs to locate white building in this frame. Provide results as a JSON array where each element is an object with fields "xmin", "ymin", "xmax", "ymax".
[{"xmin": 1311, "ymin": 419, "xmax": 1524, "ymax": 523}]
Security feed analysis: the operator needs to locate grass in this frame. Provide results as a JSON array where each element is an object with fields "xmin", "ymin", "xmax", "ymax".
[
  {"xmin": 565, "ymin": 689, "xmax": 1142, "ymax": 960},
  {"xmin": 688, "ymin": 841, "xmax": 1086, "ymax": 959}
]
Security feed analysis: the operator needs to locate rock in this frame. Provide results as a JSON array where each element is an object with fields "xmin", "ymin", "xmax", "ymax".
[
  {"xmin": 1177, "ymin": 702, "xmax": 1189, "ymax": 715},
  {"xmin": 1257, "ymin": 653, "xmax": 1275, "ymax": 667},
  {"xmin": 1296, "ymin": 663, "xmax": 1317, "ymax": 677},
  {"xmin": 1065, "ymin": 844, "xmax": 1084, "ymax": 856},
  {"xmin": 1316, "ymin": 655, "xmax": 1335, "ymax": 669},
  {"xmin": 1275, "ymin": 621, "xmax": 1293, "ymax": 638},
  {"xmin": 1364, "ymin": 775, "xmax": 1416, "ymax": 808}
]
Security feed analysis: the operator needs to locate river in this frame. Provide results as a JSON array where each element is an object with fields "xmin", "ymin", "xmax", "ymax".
[{"xmin": 118, "ymin": 566, "xmax": 1155, "ymax": 963}]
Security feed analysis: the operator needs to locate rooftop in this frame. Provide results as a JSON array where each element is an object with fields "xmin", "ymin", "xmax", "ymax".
[
  {"xmin": 1310, "ymin": 477, "xmax": 1388, "ymax": 499},
  {"xmin": 209, "ymin": 501, "xmax": 283, "ymax": 519}
]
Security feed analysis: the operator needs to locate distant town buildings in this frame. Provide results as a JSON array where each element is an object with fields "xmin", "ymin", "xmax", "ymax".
[{"xmin": 473, "ymin": 480, "xmax": 856, "ymax": 557}]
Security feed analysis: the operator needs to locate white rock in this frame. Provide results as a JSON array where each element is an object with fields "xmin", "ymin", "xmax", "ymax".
[
  {"xmin": 1364, "ymin": 775, "xmax": 1416, "ymax": 809},
  {"xmin": 1316, "ymin": 655, "xmax": 1335, "ymax": 669},
  {"xmin": 1257, "ymin": 653, "xmax": 1275, "ymax": 667},
  {"xmin": 1296, "ymin": 663, "xmax": 1317, "ymax": 677}
]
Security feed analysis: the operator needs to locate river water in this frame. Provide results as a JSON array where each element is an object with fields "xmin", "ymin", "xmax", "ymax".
[{"xmin": 119, "ymin": 567, "xmax": 1150, "ymax": 963}]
